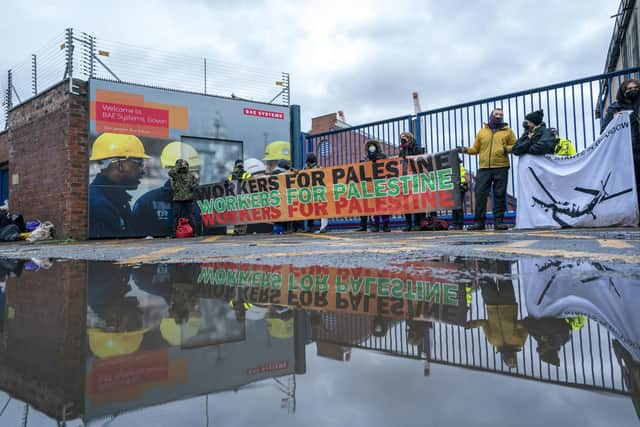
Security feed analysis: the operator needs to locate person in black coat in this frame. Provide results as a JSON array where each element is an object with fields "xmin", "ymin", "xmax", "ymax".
[
  {"xmin": 357, "ymin": 140, "xmax": 389, "ymax": 232},
  {"xmin": 601, "ymin": 79, "xmax": 640, "ymax": 209},
  {"xmin": 512, "ymin": 110, "xmax": 557, "ymax": 156},
  {"xmin": 399, "ymin": 132, "xmax": 426, "ymax": 231}
]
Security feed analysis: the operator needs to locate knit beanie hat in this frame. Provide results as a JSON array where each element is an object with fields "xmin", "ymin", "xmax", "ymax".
[{"xmin": 525, "ymin": 110, "xmax": 544, "ymax": 126}]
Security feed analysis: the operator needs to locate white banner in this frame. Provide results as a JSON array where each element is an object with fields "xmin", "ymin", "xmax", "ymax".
[
  {"xmin": 516, "ymin": 112, "xmax": 639, "ymax": 229},
  {"xmin": 519, "ymin": 258, "xmax": 640, "ymax": 361}
]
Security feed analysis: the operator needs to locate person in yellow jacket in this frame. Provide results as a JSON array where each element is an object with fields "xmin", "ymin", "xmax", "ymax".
[
  {"xmin": 465, "ymin": 268, "xmax": 528, "ymax": 368},
  {"xmin": 550, "ymin": 128, "xmax": 577, "ymax": 156},
  {"xmin": 458, "ymin": 108, "xmax": 516, "ymax": 231}
]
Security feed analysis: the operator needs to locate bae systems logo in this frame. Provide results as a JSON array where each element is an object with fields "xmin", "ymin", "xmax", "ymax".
[{"xmin": 243, "ymin": 108, "xmax": 285, "ymax": 120}]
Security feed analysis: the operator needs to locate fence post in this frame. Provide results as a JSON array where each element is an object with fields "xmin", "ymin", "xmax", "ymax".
[
  {"xmin": 64, "ymin": 28, "xmax": 74, "ymax": 93},
  {"xmin": 31, "ymin": 54, "xmax": 37, "ymax": 96},
  {"xmin": 7, "ymin": 70, "xmax": 12, "ymax": 111}
]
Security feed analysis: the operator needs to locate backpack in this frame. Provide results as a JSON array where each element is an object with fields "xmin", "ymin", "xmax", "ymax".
[
  {"xmin": 0, "ymin": 224, "xmax": 20, "ymax": 241},
  {"xmin": 175, "ymin": 218, "xmax": 194, "ymax": 238},
  {"xmin": 420, "ymin": 216, "xmax": 449, "ymax": 231}
]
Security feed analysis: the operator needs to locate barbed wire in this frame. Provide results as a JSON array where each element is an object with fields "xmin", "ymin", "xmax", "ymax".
[{"xmin": 1, "ymin": 28, "xmax": 290, "ymax": 129}]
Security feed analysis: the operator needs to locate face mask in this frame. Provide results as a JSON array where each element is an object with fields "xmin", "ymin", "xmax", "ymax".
[
  {"xmin": 625, "ymin": 88, "xmax": 639, "ymax": 100},
  {"xmin": 367, "ymin": 145, "xmax": 378, "ymax": 160},
  {"xmin": 522, "ymin": 121, "xmax": 530, "ymax": 131}
]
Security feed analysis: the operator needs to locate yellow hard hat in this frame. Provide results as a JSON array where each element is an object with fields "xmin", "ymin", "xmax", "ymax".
[
  {"xmin": 90, "ymin": 133, "xmax": 150, "ymax": 161},
  {"xmin": 263, "ymin": 140, "xmax": 291, "ymax": 161},
  {"xmin": 87, "ymin": 328, "xmax": 147, "ymax": 358},
  {"xmin": 267, "ymin": 318, "xmax": 294, "ymax": 339},
  {"xmin": 160, "ymin": 317, "xmax": 203, "ymax": 346},
  {"xmin": 160, "ymin": 141, "xmax": 202, "ymax": 169}
]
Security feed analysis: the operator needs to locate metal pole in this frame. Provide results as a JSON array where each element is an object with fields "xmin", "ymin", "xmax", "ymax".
[
  {"xmin": 204, "ymin": 57, "xmax": 207, "ymax": 95},
  {"xmin": 7, "ymin": 70, "xmax": 13, "ymax": 110},
  {"xmin": 65, "ymin": 28, "xmax": 74, "ymax": 93},
  {"xmin": 32, "ymin": 54, "xmax": 37, "ymax": 95}
]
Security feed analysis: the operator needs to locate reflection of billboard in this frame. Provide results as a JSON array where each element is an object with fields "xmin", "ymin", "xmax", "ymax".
[
  {"xmin": 85, "ymin": 318, "xmax": 296, "ymax": 421},
  {"xmin": 87, "ymin": 79, "xmax": 290, "ymax": 239}
]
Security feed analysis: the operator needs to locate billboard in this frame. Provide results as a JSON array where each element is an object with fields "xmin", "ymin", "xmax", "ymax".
[{"xmin": 87, "ymin": 79, "xmax": 291, "ymax": 239}]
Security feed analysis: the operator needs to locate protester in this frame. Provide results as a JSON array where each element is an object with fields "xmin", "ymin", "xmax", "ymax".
[
  {"xmin": 550, "ymin": 128, "xmax": 577, "ymax": 156},
  {"xmin": 399, "ymin": 131, "xmax": 426, "ymax": 231},
  {"xmin": 89, "ymin": 133, "xmax": 149, "ymax": 238},
  {"xmin": 601, "ymin": 79, "xmax": 640, "ymax": 209},
  {"xmin": 512, "ymin": 109, "xmax": 557, "ymax": 156},
  {"xmin": 450, "ymin": 160, "xmax": 467, "ymax": 230},
  {"xmin": 358, "ymin": 140, "xmax": 389, "ymax": 232},
  {"xmin": 227, "ymin": 160, "xmax": 252, "ymax": 235},
  {"xmin": 133, "ymin": 141, "xmax": 202, "ymax": 237},
  {"xmin": 168, "ymin": 159, "xmax": 199, "ymax": 237},
  {"xmin": 458, "ymin": 108, "xmax": 516, "ymax": 231},
  {"xmin": 303, "ymin": 152, "xmax": 328, "ymax": 233}
]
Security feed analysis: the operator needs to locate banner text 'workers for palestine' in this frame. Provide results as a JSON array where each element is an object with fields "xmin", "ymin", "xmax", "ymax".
[{"xmin": 197, "ymin": 150, "xmax": 462, "ymax": 226}]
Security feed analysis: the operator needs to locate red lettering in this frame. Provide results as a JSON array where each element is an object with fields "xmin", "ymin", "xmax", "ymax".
[
  {"xmin": 347, "ymin": 198, "xmax": 363, "ymax": 215},
  {"xmin": 239, "ymin": 209, "xmax": 251, "ymax": 222}
]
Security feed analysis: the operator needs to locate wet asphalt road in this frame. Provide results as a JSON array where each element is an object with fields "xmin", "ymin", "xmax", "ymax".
[{"xmin": 0, "ymin": 227, "xmax": 638, "ymax": 266}]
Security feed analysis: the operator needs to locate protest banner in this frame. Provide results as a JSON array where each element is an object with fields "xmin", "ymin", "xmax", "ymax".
[{"xmin": 197, "ymin": 149, "xmax": 462, "ymax": 227}]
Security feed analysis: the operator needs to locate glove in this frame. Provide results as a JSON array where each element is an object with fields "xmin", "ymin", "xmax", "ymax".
[{"xmin": 456, "ymin": 146, "xmax": 467, "ymax": 154}]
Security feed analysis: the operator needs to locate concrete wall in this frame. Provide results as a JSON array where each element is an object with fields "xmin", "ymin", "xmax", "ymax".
[{"xmin": 7, "ymin": 80, "xmax": 89, "ymax": 239}]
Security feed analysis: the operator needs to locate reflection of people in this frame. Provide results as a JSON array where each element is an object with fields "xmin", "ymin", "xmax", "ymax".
[
  {"xmin": 466, "ymin": 262, "xmax": 528, "ymax": 368},
  {"xmin": 521, "ymin": 316, "xmax": 572, "ymax": 366},
  {"xmin": 458, "ymin": 108, "xmax": 515, "ymax": 231},
  {"xmin": 133, "ymin": 141, "xmax": 202, "ymax": 237},
  {"xmin": 169, "ymin": 159, "xmax": 199, "ymax": 237},
  {"xmin": 89, "ymin": 133, "xmax": 150, "ymax": 238},
  {"xmin": 613, "ymin": 339, "xmax": 640, "ymax": 418}
]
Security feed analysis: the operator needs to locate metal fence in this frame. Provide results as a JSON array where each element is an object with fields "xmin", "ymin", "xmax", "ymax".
[
  {"xmin": 303, "ymin": 66, "xmax": 640, "ymax": 225},
  {"xmin": 2, "ymin": 28, "xmax": 290, "ymax": 129}
]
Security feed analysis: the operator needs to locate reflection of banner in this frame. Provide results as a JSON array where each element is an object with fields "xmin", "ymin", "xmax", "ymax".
[
  {"xmin": 196, "ymin": 262, "xmax": 468, "ymax": 324},
  {"xmin": 197, "ymin": 150, "xmax": 462, "ymax": 226},
  {"xmin": 519, "ymin": 258, "xmax": 640, "ymax": 360},
  {"xmin": 516, "ymin": 112, "xmax": 638, "ymax": 229}
]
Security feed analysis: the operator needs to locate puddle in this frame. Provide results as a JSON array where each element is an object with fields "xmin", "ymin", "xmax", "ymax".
[{"xmin": 0, "ymin": 256, "xmax": 638, "ymax": 425}]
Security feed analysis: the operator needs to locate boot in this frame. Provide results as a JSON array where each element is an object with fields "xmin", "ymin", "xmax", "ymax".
[
  {"xmin": 382, "ymin": 224, "xmax": 391, "ymax": 232},
  {"xmin": 356, "ymin": 226, "xmax": 367, "ymax": 232},
  {"xmin": 467, "ymin": 222, "xmax": 485, "ymax": 231},
  {"xmin": 371, "ymin": 224, "xmax": 380, "ymax": 232},
  {"xmin": 494, "ymin": 219, "xmax": 508, "ymax": 230},
  {"xmin": 402, "ymin": 224, "xmax": 412, "ymax": 232}
]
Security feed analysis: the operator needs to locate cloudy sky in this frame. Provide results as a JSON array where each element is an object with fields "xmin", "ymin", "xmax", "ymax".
[{"xmin": 0, "ymin": 0, "xmax": 621, "ymax": 129}]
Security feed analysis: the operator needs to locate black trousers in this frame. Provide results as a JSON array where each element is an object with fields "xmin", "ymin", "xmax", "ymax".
[
  {"xmin": 452, "ymin": 190, "xmax": 466, "ymax": 227},
  {"xmin": 474, "ymin": 168, "xmax": 509, "ymax": 223},
  {"xmin": 173, "ymin": 200, "xmax": 196, "ymax": 235},
  {"xmin": 404, "ymin": 212, "xmax": 426, "ymax": 227}
]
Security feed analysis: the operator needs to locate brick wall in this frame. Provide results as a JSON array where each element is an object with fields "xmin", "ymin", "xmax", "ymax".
[
  {"xmin": 0, "ymin": 131, "xmax": 8, "ymax": 165},
  {"xmin": 0, "ymin": 261, "xmax": 86, "ymax": 420},
  {"xmin": 7, "ymin": 80, "xmax": 89, "ymax": 239}
]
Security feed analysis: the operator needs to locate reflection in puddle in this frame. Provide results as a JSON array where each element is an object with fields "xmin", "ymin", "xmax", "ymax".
[{"xmin": 0, "ymin": 256, "xmax": 637, "ymax": 425}]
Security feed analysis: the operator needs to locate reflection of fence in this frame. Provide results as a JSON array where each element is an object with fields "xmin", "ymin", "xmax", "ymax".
[
  {"xmin": 3, "ymin": 28, "xmax": 290, "ymax": 129},
  {"xmin": 311, "ymin": 309, "xmax": 628, "ymax": 395},
  {"xmin": 302, "ymin": 67, "xmax": 640, "ymax": 223}
]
